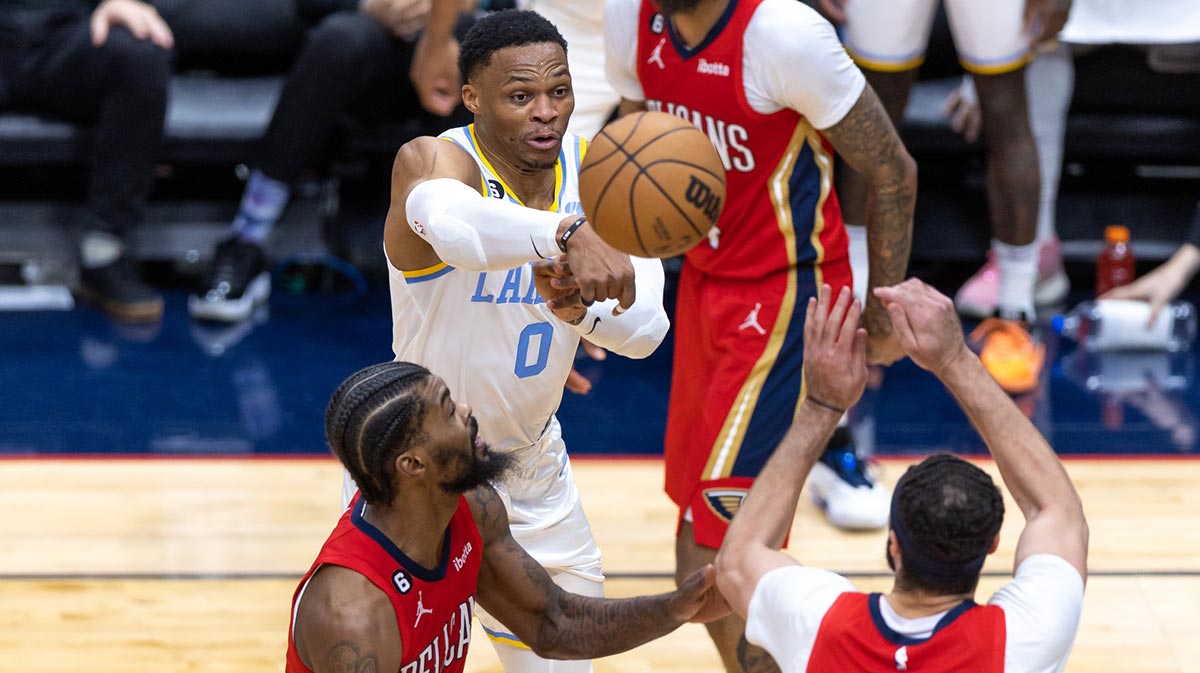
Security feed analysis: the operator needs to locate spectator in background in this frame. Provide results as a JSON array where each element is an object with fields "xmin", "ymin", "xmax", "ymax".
[
  {"xmin": 1104, "ymin": 202, "xmax": 1200, "ymax": 318},
  {"xmin": 411, "ymin": 1, "xmax": 618, "ymax": 141},
  {"xmin": 188, "ymin": 0, "xmax": 473, "ymax": 324},
  {"xmin": 818, "ymin": 0, "xmax": 1071, "ymax": 396},
  {"xmin": 0, "ymin": 0, "xmax": 173, "ymax": 322}
]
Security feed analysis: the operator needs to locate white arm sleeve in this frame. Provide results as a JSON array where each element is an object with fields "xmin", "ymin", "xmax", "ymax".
[
  {"xmin": 572, "ymin": 255, "xmax": 668, "ymax": 359},
  {"xmin": 743, "ymin": 0, "xmax": 865, "ymax": 129},
  {"xmin": 745, "ymin": 566, "xmax": 856, "ymax": 672},
  {"xmin": 405, "ymin": 178, "xmax": 565, "ymax": 272},
  {"xmin": 603, "ymin": 0, "xmax": 646, "ymax": 102},
  {"xmin": 989, "ymin": 554, "xmax": 1085, "ymax": 673}
]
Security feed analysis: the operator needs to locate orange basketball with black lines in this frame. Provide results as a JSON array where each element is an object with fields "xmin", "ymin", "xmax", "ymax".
[{"xmin": 579, "ymin": 111, "xmax": 726, "ymax": 258}]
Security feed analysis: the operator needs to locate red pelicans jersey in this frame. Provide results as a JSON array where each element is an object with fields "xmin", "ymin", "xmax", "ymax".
[
  {"xmin": 286, "ymin": 495, "xmax": 483, "ymax": 673},
  {"xmin": 633, "ymin": 0, "xmax": 850, "ymax": 282},
  {"xmin": 806, "ymin": 593, "xmax": 1005, "ymax": 672}
]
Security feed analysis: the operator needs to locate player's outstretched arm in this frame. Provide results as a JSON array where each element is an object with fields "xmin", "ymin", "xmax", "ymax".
[
  {"xmin": 874, "ymin": 279, "xmax": 1088, "ymax": 582},
  {"xmin": 716, "ymin": 286, "xmax": 868, "ymax": 616},
  {"xmin": 291, "ymin": 566, "xmax": 402, "ymax": 673},
  {"xmin": 466, "ymin": 485, "xmax": 729, "ymax": 659},
  {"xmin": 822, "ymin": 85, "xmax": 917, "ymax": 365},
  {"xmin": 534, "ymin": 255, "xmax": 669, "ymax": 358},
  {"xmin": 383, "ymin": 137, "xmax": 582, "ymax": 274}
]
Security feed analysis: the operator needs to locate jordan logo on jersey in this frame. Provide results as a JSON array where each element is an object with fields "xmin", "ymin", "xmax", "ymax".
[
  {"xmin": 401, "ymin": 597, "xmax": 474, "ymax": 673},
  {"xmin": 739, "ymin": 303, "xmax": 766, "ymax": 335},
  {"xmin": 647, "ymin": 37, "xmax": 666, "ymax": 69},
  {"xmin": 414, "ymin": 591, "xmax": 434, "ymax": 628}
]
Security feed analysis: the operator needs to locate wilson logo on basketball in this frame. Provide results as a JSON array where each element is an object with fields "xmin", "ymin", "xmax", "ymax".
[{"xmin": 685, "ymin": 175, "xmax": 722, "ymax": 224}]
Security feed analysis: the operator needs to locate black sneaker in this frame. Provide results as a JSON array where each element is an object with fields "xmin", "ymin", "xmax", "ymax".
[
  {"xmin": 77, "ymin": 255, "xmax": 164, "ymax": 322},
  {"xmin": 189, "ymin": 237, "xmax": 270, "ymax": 323}
]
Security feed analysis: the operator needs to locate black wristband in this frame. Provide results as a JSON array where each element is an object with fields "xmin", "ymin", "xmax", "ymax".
[
  {"xmin": 558, "ymin": 216, "xmax": 587, "ymax": 253},
  {"xmin": 806, "ymin": 395, "xmax": 845, "ymax": 415}
]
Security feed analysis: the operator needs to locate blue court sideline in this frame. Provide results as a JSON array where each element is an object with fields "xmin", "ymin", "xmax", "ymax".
[{"xmin": 2, "ymin": 280, "xmax": 1196, "ymax": 459}]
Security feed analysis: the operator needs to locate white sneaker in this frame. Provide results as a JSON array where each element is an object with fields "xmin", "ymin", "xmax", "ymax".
[{"xmin": 808, "ymin": 447, "xmax": 890, "ymax": 531}]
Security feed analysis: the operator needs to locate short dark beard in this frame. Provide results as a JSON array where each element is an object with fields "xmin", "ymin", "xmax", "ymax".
[
  {"xmin": 439, "ymin": 446, "xmax": 514, "ymax": 494},
  {"xmin": 656, "ymin": 0, "xmax": 703, "ymax": 15}
]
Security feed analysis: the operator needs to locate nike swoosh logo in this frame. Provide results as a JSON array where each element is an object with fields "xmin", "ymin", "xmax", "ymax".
[{"xmin": 583, "ymin": 317, "xmax": 600, "ymax": 335}]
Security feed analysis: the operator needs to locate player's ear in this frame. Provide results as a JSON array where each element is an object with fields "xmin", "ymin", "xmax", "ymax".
[
  {"xmin": 988, "ymin": 532, "xmax": 1001, "ymax": 555},
  {"xmin": 462, "ymin": 84, "xmax": 481, "ymax": 115},
  {"xmin": 396, "ymin": 451, "xmax": 425, "ymax": 478}
]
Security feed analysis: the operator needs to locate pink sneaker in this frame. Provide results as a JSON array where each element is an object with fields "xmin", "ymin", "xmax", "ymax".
[{"xmin": 955, "ymin": 238, "xmax": 1070, "ymax": 319}]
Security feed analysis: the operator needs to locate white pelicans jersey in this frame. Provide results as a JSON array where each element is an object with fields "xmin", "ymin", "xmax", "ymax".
[{"xmin": 388, "ymin": 123, "xmax": 588, "ymax": 470}]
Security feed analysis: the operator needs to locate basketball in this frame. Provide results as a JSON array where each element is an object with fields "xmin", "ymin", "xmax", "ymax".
[{"xmin": 578, "ymin": 111, "xmax": 727, "ymax": 258}]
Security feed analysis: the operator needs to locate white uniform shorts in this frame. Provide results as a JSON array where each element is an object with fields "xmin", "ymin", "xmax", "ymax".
[{"xmin": 841, "ymin": 0, "xmax": 1032, "ymax": 75}]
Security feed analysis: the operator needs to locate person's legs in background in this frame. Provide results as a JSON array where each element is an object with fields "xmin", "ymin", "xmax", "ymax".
[
  {"xmin": 955, "ymin": 43, "xmax": 1073, "ymax": 319},
  {"xmin": 190, "ymin": 10, "xmax": 455, "ymax": 322},
  {"xmin": 6, "ymin": 11, "xmax": 171, "ymax": 321}
]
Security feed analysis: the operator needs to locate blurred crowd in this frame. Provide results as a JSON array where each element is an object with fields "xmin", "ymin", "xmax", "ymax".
[{"xmin": 0, "ymin": 0, "xmax": 1197, "ymax": 329}]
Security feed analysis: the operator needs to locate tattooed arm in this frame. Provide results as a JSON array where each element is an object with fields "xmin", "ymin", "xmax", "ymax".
[
  {"xmin": 291, "ymin": 565, "xmax": 401, "ymax": 673},
  {"xmin": 821, "ymin": 84, "xmax": 917, "ymax": 366},
  {"xmin": 467, "ymin": 484, "xmax": 728, "ymax": 659}
]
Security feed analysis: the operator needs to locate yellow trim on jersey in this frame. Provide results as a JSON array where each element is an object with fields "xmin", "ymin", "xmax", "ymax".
[
  {"xmin": 702, "ymin": 121, "xmax": 810, "ymax": 481},
  {"xmin": 960, "ymin": 52, "xmax": 1032, "ymax": 75},
  {"xmin": 579, "ymin": 136, "xmax": 589, "ymax": 163},
  {"xmin": 467, "ymin": 124, "xmax": 565, "ymax": 212},
  {"xmin": 402, "ymin": 261, "xmax": 450, "ymax": 280},
  {"xmin": 483, "ymin": 630, "xmax": 532, "ymax": 650},
  {"xmin": 845, "ymin": 47, "xmax": 924, "ymax": 73},
  {"xmin": 440, "ymin": 134, "xmax": 489, "ymax": 194},
  {"xmin": 794, "ymin": 128, "xmax": 835, "ymax": 415}
]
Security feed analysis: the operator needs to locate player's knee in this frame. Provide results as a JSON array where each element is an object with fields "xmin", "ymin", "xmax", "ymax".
[{"xmin": 98, "ymin": 28, "xmax": 172, "ymax": 94}]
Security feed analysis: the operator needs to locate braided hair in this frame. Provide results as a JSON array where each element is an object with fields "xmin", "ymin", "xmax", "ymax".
[
  {"xmin": 458, "ymin": 9, "xmax": 568, "ymax": 85},
  {"xmin": 325, "ymin": 362, "xmax": 433, "ymax": 506},
  {"xmin": 892, "ymin": 453, "xmax": 1005, "ymax": 595}
]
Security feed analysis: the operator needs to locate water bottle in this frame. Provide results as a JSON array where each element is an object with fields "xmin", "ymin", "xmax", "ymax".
[
  {"xmin": 1096, "ymin": 225, "xmax": 1135, "ymax": 295},
  {"xmin": 1052, "ymin": 299, "xmax": 1198, "ymax": 352}
]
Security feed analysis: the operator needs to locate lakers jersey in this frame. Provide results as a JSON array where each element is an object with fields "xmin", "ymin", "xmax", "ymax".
[
  {"xmin": 389, "ymin": 124, "xmax": 587, "ymax": 460},
  {"xmin": 286, "ymin": 495, "xmax": 482, "ymax": 673}
]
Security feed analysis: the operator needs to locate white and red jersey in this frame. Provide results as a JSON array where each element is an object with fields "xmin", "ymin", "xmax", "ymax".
[
  {"xmin": 605, "ymin": 0, "xmax": 865, "ymax": 281},
  {"xmin": 745, "ymin": 556, "xmax": 1085, "ymax": 673},
  {"xmin": 286, "ymin": 495, "xmax": 482, "ymax": 673}
]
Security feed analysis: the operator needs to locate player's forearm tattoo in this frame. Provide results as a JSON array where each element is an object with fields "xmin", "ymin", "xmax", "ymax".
[
  {"xmin": 321, "ymin": 641, "xmax": 379, "ymax": 673},
  {"xmin": 738, "ymin": 633, "xmax": 782, "ymax": 673},
  {"xmin": 823, "ymin": 85, "xmax": 915, "ymax": 327},
  {"xmin": 516, "ymin": 543, "xmax": 681, "ymax": 659}
]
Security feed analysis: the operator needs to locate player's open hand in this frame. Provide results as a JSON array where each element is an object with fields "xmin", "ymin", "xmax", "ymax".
[
  {"xmin": 874, "ymin": 279, "xmax": 971, "ymax": 376},
  {"xmin": 560, "ymin": 219, "xmax": 636, "ymax": 316},
  {"xmin": 803, "ymin": 285, "xmax": 868, "ymax": 413},
  {"xmin": 1101, "ymin": 244, "xmax": 1200, "ymax": 325},
  {"xmin": 669, "ymin": 564, "xmax": 731, "ymax": 624}
]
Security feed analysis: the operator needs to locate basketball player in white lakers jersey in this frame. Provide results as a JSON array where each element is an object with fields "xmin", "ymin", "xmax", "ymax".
[{"xmin": 361, "ymin": 10, "xmax": 669, "ymax": 673}]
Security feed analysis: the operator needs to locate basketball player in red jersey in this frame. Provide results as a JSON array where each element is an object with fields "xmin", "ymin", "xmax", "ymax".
[
  {"xmin": 716, "ymin": 280, "xmax": 1087, "ymax": 673},
  {"xmin": 605, "ymin": 1, "xmax": 916, "ymax": 669},
  {"xmin": 287, "ymin": 361, "xmax": 728, "ymax": 673}
]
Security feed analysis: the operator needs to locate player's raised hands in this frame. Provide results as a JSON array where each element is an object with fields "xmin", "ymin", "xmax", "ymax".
[
  {"xmin": 873, "ymin": 279, "xmax": 971, "ymax": 376},
  {"xmin": 803, "ymin": 285, "xmax": 868, "ymax": 413},
  {"xmin": 668, "ymin": 564, "xmax": 731, "ymax": 624}
]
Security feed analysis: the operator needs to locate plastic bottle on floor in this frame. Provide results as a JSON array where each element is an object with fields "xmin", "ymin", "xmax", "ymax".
[
  {"xmin": 1096, "ymin": 224, "xmax": 1135, "ymax": 295},
  {"xmin": 1052, "ymin": 299, "xmax": 1198, "ymax": 352}
]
